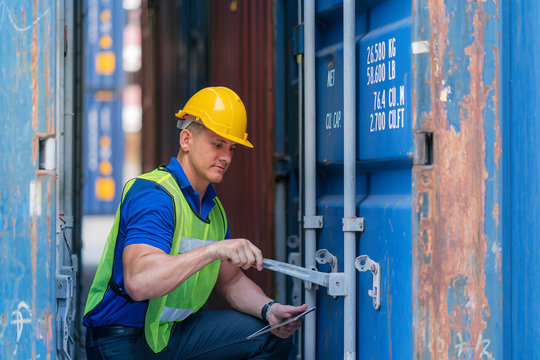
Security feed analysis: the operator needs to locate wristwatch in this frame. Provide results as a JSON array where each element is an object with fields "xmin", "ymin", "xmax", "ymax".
[{"xmin": 261, "ymin": 300, "xmax": 278, "ymax": 322}]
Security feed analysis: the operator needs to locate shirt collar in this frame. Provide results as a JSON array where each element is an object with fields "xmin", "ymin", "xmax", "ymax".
[{"xmin": 165, "ymin": 157, "xmax": 218, "ymax": 216}]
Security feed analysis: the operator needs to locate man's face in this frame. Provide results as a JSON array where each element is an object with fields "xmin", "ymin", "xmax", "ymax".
[{"xmin": 188, "ymin": 128, "xmax": 237, "ymax": 185}]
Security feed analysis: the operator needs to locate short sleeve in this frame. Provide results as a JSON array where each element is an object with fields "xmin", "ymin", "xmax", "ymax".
[{"xmin": 120, "ymin": 180, "xmax": 175, "ymax": 253}]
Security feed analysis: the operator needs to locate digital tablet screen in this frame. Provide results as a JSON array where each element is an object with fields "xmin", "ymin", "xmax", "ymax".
[{"xmin": 246, "ymin": 306, "xmax": 316, "ymax": 340}]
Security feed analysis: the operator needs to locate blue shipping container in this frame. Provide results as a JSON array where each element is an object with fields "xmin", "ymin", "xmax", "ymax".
[
  {"xmin": 83, "ymin": 0, "xmax": 125, "ymax": 214},
  {"xmin": 84, "ymin": 0, "xmax": 125, "ymax": 91},
  {"xmin": 286, "ymin": 0, "xmax": 540, "ymax": 358},
  {"xmin": 0, "ymin": 1, "xmax": 79, "ymax": 359},
  {"xmin": 2, "ymin": 1, "xmax": 539, "ymax": 359},
  {"xmin": 0, "ymin": 1, "xmax": 57, "ymax": 358},
  {"xmin": 83, "ymin": 90, "xmax": 124, "ymax": 214}
]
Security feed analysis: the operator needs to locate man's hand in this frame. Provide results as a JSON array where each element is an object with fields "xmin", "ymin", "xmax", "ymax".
[
  {"xmin": 266, "ymin": 303, "xmax": 308, "ymax": 338},
  {"xmin": 210, "ymin": 238, "xmax": 263, "ymax": 270}
]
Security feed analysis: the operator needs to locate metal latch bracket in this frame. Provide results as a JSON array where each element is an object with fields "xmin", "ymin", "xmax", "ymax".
[
  {"xmin": 316, "ymin": 249, "xmax": 338, "ymax": 273},
  {"xmin": 355, "ymin": 255, "xmax": 381, "ymax": 310},
  {"xmin": 303, "ymin": 215, "xmax": 323, "ymax": 229},
  {"xmin": 342, "ymin": 217, "xmax": 364, "ymax": 232},
  {"xmin": 56, "ymin": 272, "xmax": 74, "ymax": 359}
]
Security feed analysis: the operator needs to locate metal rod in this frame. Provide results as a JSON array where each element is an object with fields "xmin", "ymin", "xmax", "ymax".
[
  {"xmin": 297, "ymin": 1, "xmax": 304, "ymax": 358},
  {"xmin": 273, "ymin": 0, "xmax": 287, "ymax": 305},
  {"xmin": 274, "ymin": 182, "xmax": 287, "ymax": 303},
  {"xmin": 263, "ymin": 258, "xmax": 329, "ymax": 287},
  {"xmin": 303, "ymin": 0, "xmax": 317, "ymax": 358},
  {"xmin": 343, "ymin": 0, "xmax": 357, "ymax": 359}
]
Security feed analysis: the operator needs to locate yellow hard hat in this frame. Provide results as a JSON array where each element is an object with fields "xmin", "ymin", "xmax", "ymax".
[{"xmin": 175, "ymin": 87, "xmax": 254, "ymax": 148}]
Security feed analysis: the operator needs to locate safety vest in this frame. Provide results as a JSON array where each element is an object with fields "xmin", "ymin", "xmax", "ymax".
[{"xmin": 83, "ymin": 167, "xmax": 227, "ymax": 353}]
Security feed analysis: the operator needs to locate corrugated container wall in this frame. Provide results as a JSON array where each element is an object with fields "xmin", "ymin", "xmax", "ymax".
[
  {"xmin": 210, "ymin": 0, "xmax": 276, "ymax": 294},
  {"xmin": 412, "ymin": 0, "xmax": 502, "ymax": 358},
  {"xmin": 1, "ymin": 0, "xmax": 538, "ymax": 359},
  {"xmin": 0, "ymin": 3, "xmax": 58, "ymax": 357},
  {"xmin": 0, "ymin": 1, "xmax": 82, "ymax": 359},
  {"xmin": 294, "ymin": 0, "xmax": 539, "ymax": 359},
  {"xmin": 140, "ymin": 0, "xmax": 208, "ymax": 171},
  {"xmin": 504, "ymin": 1, "xmax": 540, "ymax": 358}
]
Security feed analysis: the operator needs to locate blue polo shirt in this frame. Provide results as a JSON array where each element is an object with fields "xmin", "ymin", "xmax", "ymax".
[{"xmin": 83, "ymin": 157, "xmax": 230, "ymax": 328}]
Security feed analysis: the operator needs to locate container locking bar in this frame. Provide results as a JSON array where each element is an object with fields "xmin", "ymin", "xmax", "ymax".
[
  {"xmin": 263, "ymin": 258, "xmax": 346, "ymax": 297},
  {"xmin": 355, "ymin": 255, "xmax": 381, "ymax": 310}
]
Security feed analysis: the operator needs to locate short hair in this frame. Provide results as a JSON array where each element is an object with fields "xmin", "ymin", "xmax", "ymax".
[{"xmin": 185, "ymin": 121, "xmax": 206, "ymax": 136}]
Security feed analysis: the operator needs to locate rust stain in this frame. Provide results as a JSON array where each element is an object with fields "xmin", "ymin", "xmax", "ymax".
[
  {"xmin": 32, "ymin": 135, "xmax": 39, "ymax": 163},
  {"xmin": 492, "ymin": 202, "xmax": 499, "ymax": 227},
  {"xmin": 44, "ymin": 23, "xmax": 50, "ymax": 134},
  {"xmin": 31, "ymin": 1, "xmax": 38, "ymax": 132},
  {"xmin": 31, "ymin": 176, "xmax": 39, "ymax": 325},
  {"xmin": 37, "ymin": 309, "xmax": 53, "ymax": 360},
  {"xmin": 42, "ymin": 0, "xmax": 54, "ymax": 135},
  {"xmin": 492, "ymin": 47, "xmax": 501, "ymax": 172},
  {"xmin": 414, "ymin": 0, "xmax": 493, "ymax": 359}
]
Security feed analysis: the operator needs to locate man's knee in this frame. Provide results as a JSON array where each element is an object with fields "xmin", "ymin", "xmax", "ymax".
[{"xmin": 264, "ymin": 334, "xmax": 293, "ymax": 358}]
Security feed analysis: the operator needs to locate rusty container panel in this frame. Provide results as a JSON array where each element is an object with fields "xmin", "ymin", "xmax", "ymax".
[
  {"xmin": 140, "ymin": 0, "xmax": 209, "ymax": 171},
  {"xmin": 0, "ymin": 1, "xmax": 57, "ymax": 358},
  {"xmin": 210, "ymin": 0, "xmax": 275, "ymax": 294},
  {"xmin": 300, "ymin": 0, "xmax": 514, "ymax": 358},
  {"xmin": 412, "ymin": 0, "xmax": 503, "ymax": 359}
]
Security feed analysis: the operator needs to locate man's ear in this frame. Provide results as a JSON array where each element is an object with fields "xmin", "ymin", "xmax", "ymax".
[{"xmin": 179, "ymin": 129, "xmax": 192, "ymax": 152}]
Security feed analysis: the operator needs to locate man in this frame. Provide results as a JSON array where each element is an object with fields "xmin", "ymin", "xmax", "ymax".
[{"xmin": 83, "ymin": 87, "xmax": 307, "ymax": 359}]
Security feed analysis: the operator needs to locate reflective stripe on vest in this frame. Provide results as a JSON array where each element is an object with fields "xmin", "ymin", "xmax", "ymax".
[
  {"xmin": 179, "ymin": 237, "xmax": 217, "ymax": 253},
  {"xmin": 160, "ymin": 307, "xmax": 194, "ymax": 322}
]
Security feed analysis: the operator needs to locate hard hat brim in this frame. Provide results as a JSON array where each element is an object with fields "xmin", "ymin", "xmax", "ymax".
[{"xmin": 175, "ymin": 110, "xmax": 254, "ymax": 148}]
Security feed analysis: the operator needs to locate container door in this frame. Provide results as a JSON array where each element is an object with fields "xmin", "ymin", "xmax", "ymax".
[
  {"xmin": 0, "ymin": 1, "xmax": 80, "ymax": 359},
  {"xmin": 303, "ymin": 0, "xmax": 410, "ymax": 357},
  {"xmin": 313, "ymin": 0, "xmax": 413, "ymax": 358},
  {"xmin": 306, "ymin": 0, "xmax": 505, "ymax": 358}
]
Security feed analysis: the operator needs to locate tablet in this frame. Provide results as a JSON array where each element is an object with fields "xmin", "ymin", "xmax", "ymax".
[{"xmin": 246, "ymin": 306, "xmax": 316, "ymax": 340}]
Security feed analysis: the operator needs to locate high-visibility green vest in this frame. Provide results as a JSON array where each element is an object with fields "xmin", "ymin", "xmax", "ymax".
[{"xmin": 83, "ymin": 167, "xmax": 227, "ymax": 353}]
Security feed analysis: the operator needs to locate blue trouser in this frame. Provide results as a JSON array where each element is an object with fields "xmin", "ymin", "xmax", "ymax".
[{"xmin": 85, "ymin": 310, "xmax": 293, "ymax": 359}]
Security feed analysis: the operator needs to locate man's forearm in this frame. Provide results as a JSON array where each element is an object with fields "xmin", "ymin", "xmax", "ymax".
[
  {"xmin": 217, "ymin": 264, "xmax": 272, "ymax": 319},
  {"xmin": 124, "ymin": 238, "xmax": 264, "ymax": 301}
]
